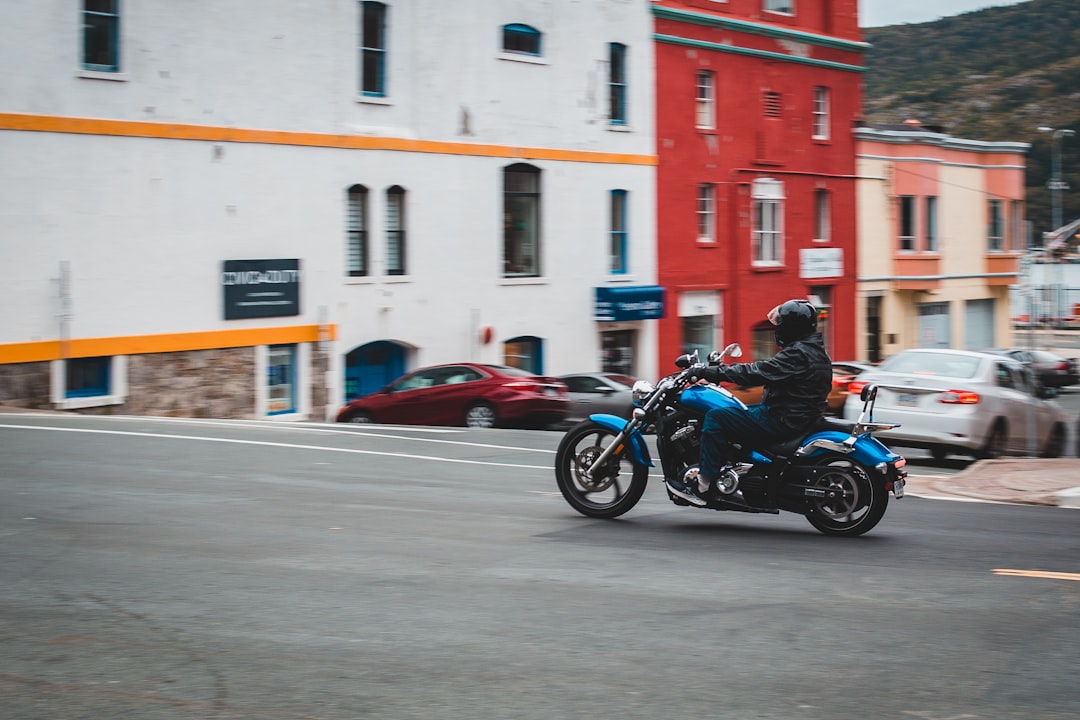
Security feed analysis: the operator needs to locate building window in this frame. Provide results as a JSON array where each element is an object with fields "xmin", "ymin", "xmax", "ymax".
[
  {"xmin": 695, "ymin": 71, "xmax": 715, "ymax": 129},
  {"xmin": 601, "ymin": 330, "xmax": 635, "ymax": 376},
  {"xmin": 502, "ymin": 23, "xmax": 541, "ymax": 55},
  {"xmin": 503, "ymin": 164, "xmax": 541, "ymax": 277},
  {"xmin": 610, "ymin": 190, "xmax": 628, "ymax": 274},
  {"xmin": 1010, "ymin": 200, "xmax": 1024, "ymax": 251},
  {"xmin": 346, "ymin": 185, "xmax": 369, "ymax": 277},
  {"xmin": 267, "ymin": 345, "xmax": 296, "ymax": 415},
  {"xmin": 812, "ymin": 86, "xmax": 829, "ymax": 140},
  {"xmin": 925, "ymin": 196, "xmax": 938, "ymax": 252},
  {"xmin": 385, "ymin": 185, "xmax": 406, "ymax": 275},
  {"xmin": 359, "ymin": 2, "xmax": 387, "ymax": 97},
  {"xmin": 609, "ymin": 43, "xmax": 627, "ymax": 125},
  {"xmin": 808, "ymin": 287, "xmax": 831, "ymax": 353},
  {"xmin": 82, "ymin": 0, "xmax": 120, "ymax": 72},
  {"xmin": 763, "ymin": 91, "xmax": 782, "ymax": 118},
  {"xmin": 697, "ymin": 184, "xmax": 716, "ymax": 243},
  {"xmin": 682, "ymin": 316, "xmax": 715, "ymax": 361},
  {"xmin": 988, "ymin": 199, "xmax": 1004, "ymax": 252},
  {"xmin": 764, "ymin": 0, "xmax": 795, "ymax": 14},
  {"xmin": 504, "ymin": 336, "xmax": 543, "ymax": 374},
  {"xmin": 899, "ymin": 195, "xmax": 916, "ymax": 251},
  {"xmin": 752, "ymin": 178, "xmax": 784, "ymax": 266},
  {"xmin": 814, "ymin": 188, "xmax": 830, "ymax": 242},
  {"xmin": 66, "ymin": 356, "xmax": 111, "ymax": 398}
]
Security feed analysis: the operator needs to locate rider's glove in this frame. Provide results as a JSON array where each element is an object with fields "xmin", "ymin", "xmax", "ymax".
[{"xmin": 691, "ymin": 364, "xmax": 725, "ymax": 384}]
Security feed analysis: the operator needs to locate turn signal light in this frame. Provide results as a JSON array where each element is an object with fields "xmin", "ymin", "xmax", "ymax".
[{"xmin": 939, "ymin": 390, "xmax": 980, "ymax": 404}]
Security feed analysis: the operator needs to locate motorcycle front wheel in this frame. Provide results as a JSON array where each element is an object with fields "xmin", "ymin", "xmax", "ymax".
[
  {"xmin": 555, "ymin": 420, "xmax": 648, "ymax": 519},
  {"xmin": 803, "ymin": 454, "xmax": 889, "ymax": 537}
]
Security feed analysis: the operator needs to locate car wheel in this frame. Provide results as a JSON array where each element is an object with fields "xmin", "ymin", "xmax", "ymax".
[
  {"xmin": 930, "ymin": 447, "xmax": 949, "ymax": 462},
  {"xmin": 346, "ymin": 411, "xmax": 374, "ymax": 424},
  {"xmin": 464, "ymin": 402, "xmax": 497, "ymax": 429},
  {"xmin": 1043, "ymin": 423, "xmax": 1066, "ymax": 458},
  {"xmin": 977, "ymin": 420, "xmax": 1007, "ymax": 460}
]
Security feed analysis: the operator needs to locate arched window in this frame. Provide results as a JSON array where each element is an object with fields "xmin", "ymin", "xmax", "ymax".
[
  {"xmin": 503, "ymin": 164, "xmax": 541, "ymax": 277},
  {"xmin": 346, "ymin": 184, "xmax": 368, "ymax": 277},
  {"xmin": 385, "ymin": 185, "xmax": 406, "ymax": 276},
  {"xmin": 502, "ymin": 23, "xmax": 541, "ymax": 56}
]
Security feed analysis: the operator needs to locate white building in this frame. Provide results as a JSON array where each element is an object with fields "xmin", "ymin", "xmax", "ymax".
[{"xmin": 0, "ymin": 0, "xmax": 658, "ymax": 420}]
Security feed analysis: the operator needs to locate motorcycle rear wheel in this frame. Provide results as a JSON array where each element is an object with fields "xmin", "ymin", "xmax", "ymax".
[
  {"xmin": 555, "ymin": 420, "xmax": 648, "ymax": 519},
  {"xmin": 803, "ymin": 454, "xmax": 888, "ymax": 537}
]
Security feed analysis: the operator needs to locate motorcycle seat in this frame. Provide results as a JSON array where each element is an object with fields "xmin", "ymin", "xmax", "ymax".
[{"xmin": 762, "ymin": 416, "xmax": 856, "ymax": 458}]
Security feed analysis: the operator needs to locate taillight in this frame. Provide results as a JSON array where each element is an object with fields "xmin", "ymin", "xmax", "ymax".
[
  {"xmin": 504, "ymin": 381, "xmax": 541, "ymax": 392},
  {"xmin": 848, "ymin": 381, "xmax": 868, "ymax": 396},
  {"xmin": 939, "ymin": 390, "xmax": 980, "ymax": 404}
]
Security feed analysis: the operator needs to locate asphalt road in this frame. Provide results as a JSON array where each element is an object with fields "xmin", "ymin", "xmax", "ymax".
[{"xmin": 1, "ymin": 414, "xmax": 1078, "ymax": 720}]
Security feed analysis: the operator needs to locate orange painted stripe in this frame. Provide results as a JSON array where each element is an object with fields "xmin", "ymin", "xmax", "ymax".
[
  {"xmin": 0, "ymin": 324, "xmax": 337, "ymax": 364},
  {"xmin": 993, "ymin": 569, "xmax": 1080, "ymax": 582},
  {"xmin": 0, "ymin": 112, "xmax": 657, "ymax": 166}
]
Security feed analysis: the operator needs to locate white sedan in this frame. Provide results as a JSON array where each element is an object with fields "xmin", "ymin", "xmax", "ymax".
[{"xmin": 843, "ymin": 348, "xmax": 1070, "ymax": 460}]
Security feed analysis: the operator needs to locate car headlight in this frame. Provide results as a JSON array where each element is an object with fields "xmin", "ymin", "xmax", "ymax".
[{"xmin": 632, "ymin": 380, "xmax": 655, "ymax": 406}]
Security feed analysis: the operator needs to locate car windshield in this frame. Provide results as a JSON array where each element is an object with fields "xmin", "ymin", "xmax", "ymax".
[
  {"xmin": 603, "ymin": 374, "xmax": 637, "ymax": 389},
  {"xmin": 878, "ymin": 352, "xmax": 982, "ymax": 379}
]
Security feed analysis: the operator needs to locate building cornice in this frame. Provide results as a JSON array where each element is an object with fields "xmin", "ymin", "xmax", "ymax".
[
  {"xmin": 655, "ymin": 33, "xmax": 865, "ymax": 73},
  {"xmin": 855, "ymin": 127, "xmax": 1029, "ymax": 154},
  {"xmin": 651, "ymin": 5, "xmax": 869, "ymax": 53}
]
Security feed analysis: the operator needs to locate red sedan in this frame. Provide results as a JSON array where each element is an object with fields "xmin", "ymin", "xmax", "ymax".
[{"xmin": 335, "ymin": 363, "xmax": 569, "ymax": 429}]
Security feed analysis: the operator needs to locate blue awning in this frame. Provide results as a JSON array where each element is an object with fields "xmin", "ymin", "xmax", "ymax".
[{"xmin": 594, "ymin": 285, "xmax": 666, "ymax": 322}]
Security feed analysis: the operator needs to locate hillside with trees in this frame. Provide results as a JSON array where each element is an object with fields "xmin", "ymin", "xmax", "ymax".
[{"xmin": 862, "ymin": 0, "xmax": 1080, "ymax": 243}]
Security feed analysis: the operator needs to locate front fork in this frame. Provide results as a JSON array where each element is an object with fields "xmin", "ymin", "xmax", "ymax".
[{"xmin": 581, "ymin": 413, "xmax": 654, "ymax": 478}]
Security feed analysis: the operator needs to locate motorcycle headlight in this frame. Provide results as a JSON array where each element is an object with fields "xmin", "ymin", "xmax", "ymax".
[{"xmin": 631, "ymin": 380, "xmax": 655, "ymax": 406}]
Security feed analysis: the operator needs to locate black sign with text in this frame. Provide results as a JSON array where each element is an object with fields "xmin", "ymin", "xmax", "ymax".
[{"xmin": 222, "ymin": 259, "xmax": 301, "ymax": 320}]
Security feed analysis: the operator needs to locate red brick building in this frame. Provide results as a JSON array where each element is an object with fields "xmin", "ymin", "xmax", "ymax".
[{"xmin": 652, "ymin": 0, "xmax": 864, "ymax": 366}]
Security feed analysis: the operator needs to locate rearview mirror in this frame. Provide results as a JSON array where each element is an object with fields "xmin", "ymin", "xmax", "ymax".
[{"xmin": 723, "ymin": 343, "xmax": 743, "ymax": 359}]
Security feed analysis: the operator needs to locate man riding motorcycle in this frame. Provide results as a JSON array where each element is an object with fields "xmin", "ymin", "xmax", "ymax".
[{"xmin": 665, "ymin": 299, "xmax": 832, "ymax": 507}]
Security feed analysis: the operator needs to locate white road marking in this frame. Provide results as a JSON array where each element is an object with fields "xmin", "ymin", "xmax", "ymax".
[{"xmin": 0, "ymin": 423, "xmax": 552, "ymax": 471}]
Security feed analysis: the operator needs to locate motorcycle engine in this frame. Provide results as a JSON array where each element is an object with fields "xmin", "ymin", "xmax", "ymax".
[{"xmin": 667, "ymin": 418, "xmax": 701, "ymax": 466}]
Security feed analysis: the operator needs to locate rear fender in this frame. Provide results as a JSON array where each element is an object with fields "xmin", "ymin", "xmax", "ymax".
[
  {"xmin": 799, "ymin": 430, "xmax": 902, "ymax": 467},
  {"xmin": 588, "ymin": 413, "xmax": 654, "ymax": 467}
]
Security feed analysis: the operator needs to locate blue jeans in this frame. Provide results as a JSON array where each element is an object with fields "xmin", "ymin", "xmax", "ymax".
[{"xmin": 699, "ymin": 404, "xmax": 797, "ymax": 481}]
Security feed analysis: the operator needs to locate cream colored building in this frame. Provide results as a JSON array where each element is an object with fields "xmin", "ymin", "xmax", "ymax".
[{"xmin": 854, "ymin": 123, "xmax": 1028, "ymax": 361}]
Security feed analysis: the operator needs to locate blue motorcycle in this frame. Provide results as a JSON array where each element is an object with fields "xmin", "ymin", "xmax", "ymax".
[{"xmin": 554, "ymin": 345, "xmax": 907, "ymax": 536}]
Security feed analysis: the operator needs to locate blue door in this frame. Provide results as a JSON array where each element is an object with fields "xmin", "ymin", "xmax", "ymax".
[{"xmin": 345, "ymin": 341, "xmax": 407, "ymax": 399}]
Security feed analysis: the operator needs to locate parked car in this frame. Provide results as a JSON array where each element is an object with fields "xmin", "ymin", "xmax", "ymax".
[
  {"xmin": 982, "ymin": 348, "xmax": 1079, "ymax": 390},
  {"xmin": 558, "ymin": 372, "xmax": 638, "ymax": 424},
  {"xmin": 335, "ymin": 363, "xmax": 569, "ymax": 429},
  {"xmin": 842, "ymin": 349, "xmax": 1070, "ymax": 460},
  {"xmin": 726, "ymin": 361, "xmax": 872, "ymax": 417}
]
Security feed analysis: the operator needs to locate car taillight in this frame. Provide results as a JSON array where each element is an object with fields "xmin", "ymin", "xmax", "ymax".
[
  {"xmin": 939, "ymin": 390, "xmax": 980, "ymax": 404},
  {"xmin": 504, "ymin": 381, "xmax": 541, "ymax": 392},
  {"xmin": 848, "ymin": 381, "xmax": 868, "ymax": 396}
]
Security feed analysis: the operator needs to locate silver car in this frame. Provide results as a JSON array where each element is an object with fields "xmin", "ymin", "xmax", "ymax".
[
  {"xmin": 842, "ymin": 349, "xmax": 1070, "ymax": 460},
  {"xmin": 558, "ymin": 372, "xmax": 638, "ymax": 424}
]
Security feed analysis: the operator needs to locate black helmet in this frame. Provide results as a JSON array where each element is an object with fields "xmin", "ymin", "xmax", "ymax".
[{"xmin": 768, "ymin": 299, "xmax": 818, "ymax": 346}]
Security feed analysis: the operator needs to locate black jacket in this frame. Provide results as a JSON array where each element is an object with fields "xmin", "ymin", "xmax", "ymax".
[{"xmin": 699, "ymin": 333, "xmax": 832, "ymax": 431}]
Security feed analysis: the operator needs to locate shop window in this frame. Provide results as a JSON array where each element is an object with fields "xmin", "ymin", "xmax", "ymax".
[
  {"xmin": 682, "ymin": 316, "xmax": 715, "ymax": 361},
  {"xmin": 267, "ymin": 344, "xmax": 296, "ymax": 415},
  {"xmin": 601, "ymin": 330, "xmax": 635, "ymax": 375}
]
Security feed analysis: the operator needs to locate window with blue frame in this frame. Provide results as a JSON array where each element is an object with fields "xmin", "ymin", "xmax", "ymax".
[
  {"xmin": 360, "ymin": 2, "xmax": 387, "ymax": 97},
  {"xmin": 608, "ymin": 43, "xmax": 627, "ymax": 125},
  {"xmin": 267, "ymin": 345, "xmax": 296, "ymax": 415},
  {"xmin": 504, "ymin": 336, "xmax": 543, "ymax": 375},
  {"xmin": 82, "ymin": 0, "xmax": 120, "ymax": 72},
  {"xmin": 502, "ymin": 24, "xmax": 541, "ymax": 56},
  {"xmin": 66, "ymin": 356, "xmax": 111, "ymax": 398},
  {"xmin": 610, "ymin": 190, "xmax": 628, "ymax": 274}
]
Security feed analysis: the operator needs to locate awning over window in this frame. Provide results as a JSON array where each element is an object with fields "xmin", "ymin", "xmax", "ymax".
[{"xmin": 594, "ymin": 285, "xmax": 665, "ymax": 322}]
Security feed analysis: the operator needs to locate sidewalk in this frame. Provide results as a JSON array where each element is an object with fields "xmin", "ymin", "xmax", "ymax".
[{"xmin": 905, "ymin": 458, "xmax": 1080, "ymax": 508}]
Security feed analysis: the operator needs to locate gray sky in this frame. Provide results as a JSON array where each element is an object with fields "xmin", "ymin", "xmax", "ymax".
[{"xmin": 860, "ymin": 0, "xmax": 1028, "ymax": 27}]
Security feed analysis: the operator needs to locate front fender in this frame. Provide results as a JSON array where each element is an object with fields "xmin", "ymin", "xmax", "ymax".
[
  {"xmin": 588, "ymin": 413, "xmax": 654, "ymax": 467},
  {"xmin": 800, "ymin": 430, "xmax": 902, "ymax": 467}
]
